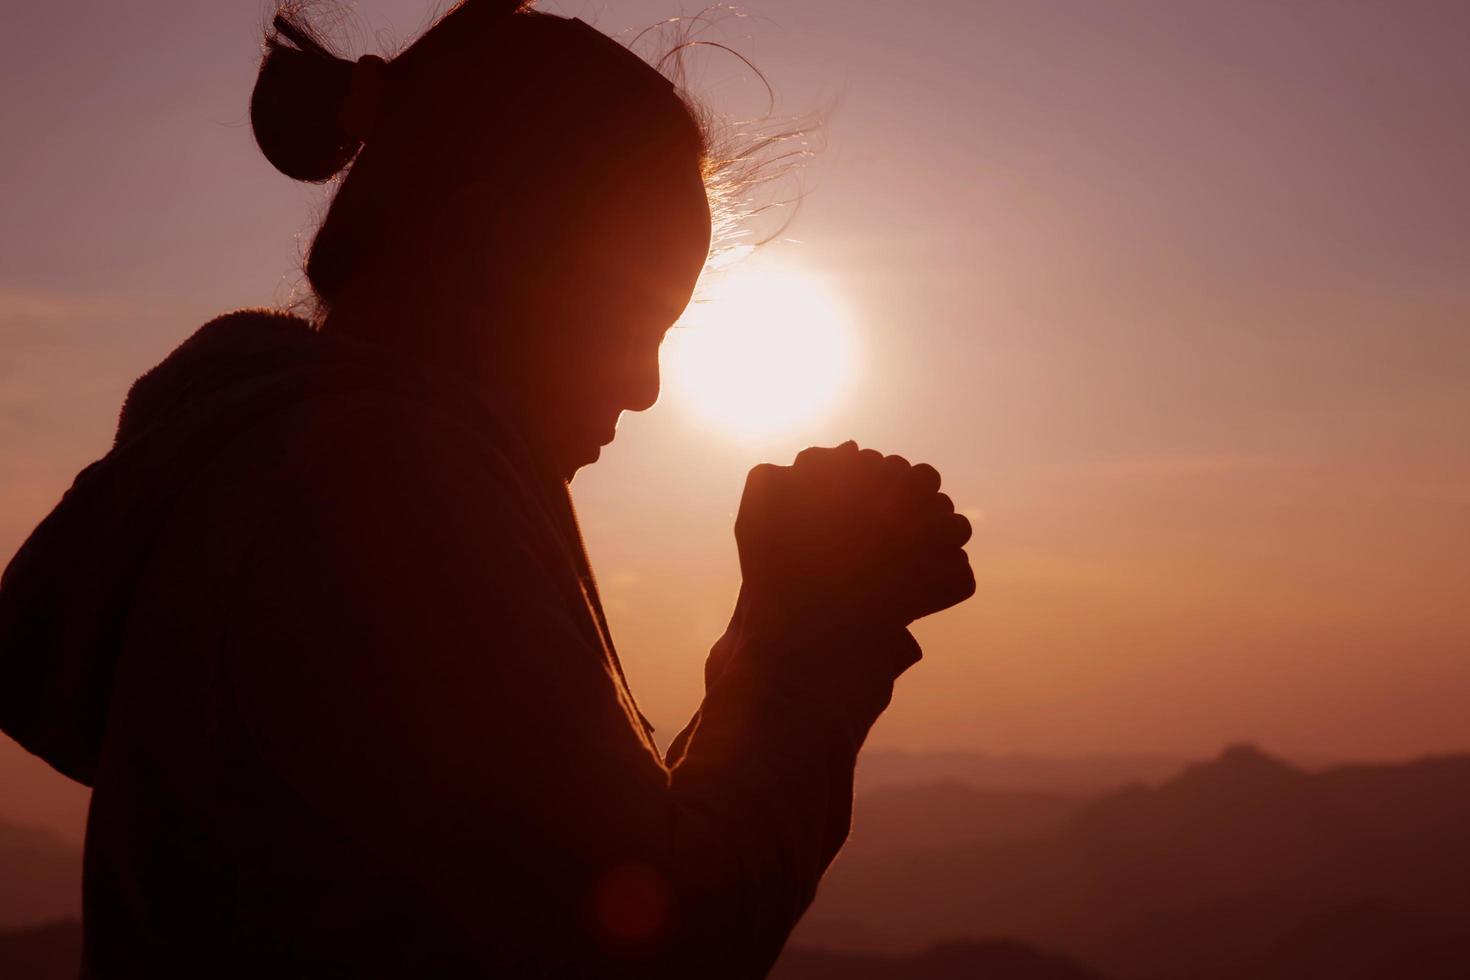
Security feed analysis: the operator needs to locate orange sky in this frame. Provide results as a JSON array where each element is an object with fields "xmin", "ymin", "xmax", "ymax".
[{"xmin": 3, "ymin": 1, "xmax": 1468, "ymax": 834}]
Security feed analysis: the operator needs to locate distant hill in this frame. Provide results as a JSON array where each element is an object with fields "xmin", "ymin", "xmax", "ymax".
[
  {"xmin": 771, "ymin": 940, "xmax": 1116, "ymax": 980},
  {"xmin": 9, "ymin": 745, "xmax": 1470, "ymax": 979},
  {"xmin": 851, "ymin": 782, "xmax": 1087, "ymax": 850},
  {"xmin": 0, "ymin": 818, "xmax": 80, "ymax": 929},
  {"xmin": 797, "ymin": 744, "xmax": 1470, "ymax": 980},
  {"xmin": 1247, "ymin": 901, "xmax": 1470, "ymax": 980},
  {"xmin": 856, "ymin": 748, "xmax": 1188, "ymax": 796}
]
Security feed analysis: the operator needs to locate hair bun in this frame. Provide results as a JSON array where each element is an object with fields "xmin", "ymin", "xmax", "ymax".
[{"xmin": 251, "ymin": 13, "xmax": 362, "ymax": 183}]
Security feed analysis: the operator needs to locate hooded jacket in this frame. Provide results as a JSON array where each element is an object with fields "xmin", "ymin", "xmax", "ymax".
[{"xmin": 0, "ymin": 310, "xmax": 920, "ymax": 978}]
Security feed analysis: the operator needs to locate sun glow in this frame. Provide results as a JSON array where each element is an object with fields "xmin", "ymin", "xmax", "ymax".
[{"xmin": 662, "ymin": 261, "xmax": 858, "ymax": 442}]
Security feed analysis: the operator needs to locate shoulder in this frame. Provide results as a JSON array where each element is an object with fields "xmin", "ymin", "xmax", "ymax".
[{"xmin": 144, "ymin": 361, "xmax": 556, "ymax": 607}]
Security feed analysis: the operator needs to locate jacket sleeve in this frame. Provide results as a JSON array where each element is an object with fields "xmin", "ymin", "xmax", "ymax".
[{"xmin": 224, "ymin": 402, "xmax": 919, "ymax": 979}]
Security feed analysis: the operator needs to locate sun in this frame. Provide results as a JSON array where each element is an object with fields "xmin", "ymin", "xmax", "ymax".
[{"xmin": 661, "ymin": 260, "xmax": 858, "ymax": 442}]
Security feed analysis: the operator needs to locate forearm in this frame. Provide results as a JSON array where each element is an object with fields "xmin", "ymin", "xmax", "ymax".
[{"xmin": 651, "ymin": 621, "xmax": 920, "ymax": 978}]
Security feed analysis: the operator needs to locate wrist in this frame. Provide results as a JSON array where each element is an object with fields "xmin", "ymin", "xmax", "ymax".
[
  {"xmin": 731, "ymin": 584, "xmax": 922, "ymax": 682},
  {"xmin": 736, "ymin": 582, "xmax": 904, "ymax": 642}
]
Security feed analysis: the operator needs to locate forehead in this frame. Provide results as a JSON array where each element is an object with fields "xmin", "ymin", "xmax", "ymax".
[{"xmin": 578, "ymin": 151, "xmax": 713, "ymax": 317}]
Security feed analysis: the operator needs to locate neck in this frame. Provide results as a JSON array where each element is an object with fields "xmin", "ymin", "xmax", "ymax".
[{"xmin": 323, "ymin": 302, "xmax": 566, "ymax": 474}]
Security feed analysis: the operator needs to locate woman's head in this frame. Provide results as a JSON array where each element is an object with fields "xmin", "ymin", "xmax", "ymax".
[{"xmin": 251, "ymin": 1, "xmax": 718, "ymax": 476}]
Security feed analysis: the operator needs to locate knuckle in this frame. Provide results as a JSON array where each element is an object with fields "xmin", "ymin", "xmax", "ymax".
[
  {"xmin": 911, "ymin": 462, "xmax": 942, "ymax": 490},
  {"xmin": 942, "ymin": 558, "xmax": 976, "ymax": 601},
  {"xmin": 793, "ymin": 442, "xmax": 859, "ymax": 469},
  {"xmin": 745, "ymin": 462, "xmax": 780, "ymax": 488},
  {"xmin": 792, "ymin": 445, "xmax": 827, "ymax": 466}
]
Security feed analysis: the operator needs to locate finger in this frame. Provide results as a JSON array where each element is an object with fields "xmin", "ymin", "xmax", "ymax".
[
  {"xmin": 793, "ymin": 441, "xmax": 858, "ymax": 468},
  {"xmin": 905, "ymin": 512, "xmax": 972, "ymax": 563},
  {"xmin": 909, "ymin": 463, "xmax": 942, "ymax": 496},
  {"xmin": 892, "ymin": 493, "xmax": 958, "ymax": 550},
  {"xmin": 911, "ymin": 549, "xmax": 976, "ymax": 617},
  {"xmin": 940, "ymin": 552, "xmax": 977, "ymax": 607},
  {"xmin": 736, "ymin": 462, "xmax": 799, "ymax": 569},
  {"xmin": 792, "ymin": 444, "xmax": 861, "ymax": 491},
  {"xmin": 892, "ymin": 551, "xmax": 969, "ymax": 624},
  {"xmin": 791, "ymin": 445, "xmax": 862, "ymax": 503},
  {"xmin": 878, "ymin": 454, "xmax": 912, "ymax": 495},
  {"xmin": 881, "ymin": 453, "xmax": 911, "ymax": 477},
  {"xmin": 743, "ymin": 461, "xmax": 785, "ymax": 495},
  {"xmin": 737, "ymin": 462, "xmax": 785, "ymax": 530},
  {"xmin": 929, "ymin": 511, "xmax": 972, "ymax": 548}
]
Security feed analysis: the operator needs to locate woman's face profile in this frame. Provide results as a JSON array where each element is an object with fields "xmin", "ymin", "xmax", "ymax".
[{"xmin": 489, "ymin": 155, "xmax": 713, "ymax": 479}]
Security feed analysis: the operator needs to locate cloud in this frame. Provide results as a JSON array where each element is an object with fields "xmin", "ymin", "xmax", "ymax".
[{"xmin": 0, "ymin": 287, "xmax": 133, "ymax": 325}]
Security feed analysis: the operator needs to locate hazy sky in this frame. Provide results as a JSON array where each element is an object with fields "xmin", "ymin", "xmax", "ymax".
[{"xmin": 3, "ymin": 0, "xmax": 1468, "ymax": 833}]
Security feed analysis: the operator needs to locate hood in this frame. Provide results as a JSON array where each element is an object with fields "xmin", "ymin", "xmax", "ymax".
[{"xmin": 0, "ymin": 310, "xmax": 404, "ymax": 785}]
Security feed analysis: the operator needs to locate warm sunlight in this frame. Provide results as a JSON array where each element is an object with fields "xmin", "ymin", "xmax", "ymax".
[{"xmin": 662, "ymin": 260, "xmax": 858, "ymax": 441}]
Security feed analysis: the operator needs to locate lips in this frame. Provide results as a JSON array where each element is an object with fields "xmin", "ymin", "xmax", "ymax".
[{"xmin": 572, "ymin": 412, "xmax": 618, "ymax": 454}]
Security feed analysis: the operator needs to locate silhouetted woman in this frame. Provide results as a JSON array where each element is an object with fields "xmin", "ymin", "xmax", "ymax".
[{"xmin": 0, "ymin": 3, "xmax": 974, "ymax": 976}]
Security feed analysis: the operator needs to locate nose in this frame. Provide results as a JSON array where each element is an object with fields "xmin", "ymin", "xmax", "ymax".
[{"xmin": 618, "ymin": 348, "xmax": 662, "ymax": 415}]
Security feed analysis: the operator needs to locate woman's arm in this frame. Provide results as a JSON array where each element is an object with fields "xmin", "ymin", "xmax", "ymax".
[{"xmin": 225, "ymin": 403, "xmax": 919, "ymax": 979}]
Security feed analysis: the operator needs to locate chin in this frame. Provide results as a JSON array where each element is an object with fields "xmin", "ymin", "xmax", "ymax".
[
  {"xmin": 561, "ymin": 442, "xmax": 603, "ymax": 482},
  {"xmin": 558, "ymin": 420, "xmax": 617, "ymax": 481}
]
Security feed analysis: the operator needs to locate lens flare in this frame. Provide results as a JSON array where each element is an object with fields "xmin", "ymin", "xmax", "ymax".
[{"xmin": 662, "ymin": 262, "xmax": 857, "ymax": 441}]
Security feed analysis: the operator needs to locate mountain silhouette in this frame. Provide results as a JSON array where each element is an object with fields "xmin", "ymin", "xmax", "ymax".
[
  {"xmin": 851, "ymin": 782, "xmax": 1086, "ymax": 851},
  {"xmin": 855, "ymin": 749, "xmax": 1190, "ymax": 796},
  {"xmin": 797, "ymin": 744, "xmax": 1470, "ymax": 979},
  {"xmin": 8, "ymin": 746, "xmax": 1470, "ymax": 978}
]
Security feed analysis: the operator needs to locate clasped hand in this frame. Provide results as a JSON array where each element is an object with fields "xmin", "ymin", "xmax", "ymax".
[{"xmin": 734, "ymin": 441, "xmax": 975, "ymax": 633}]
